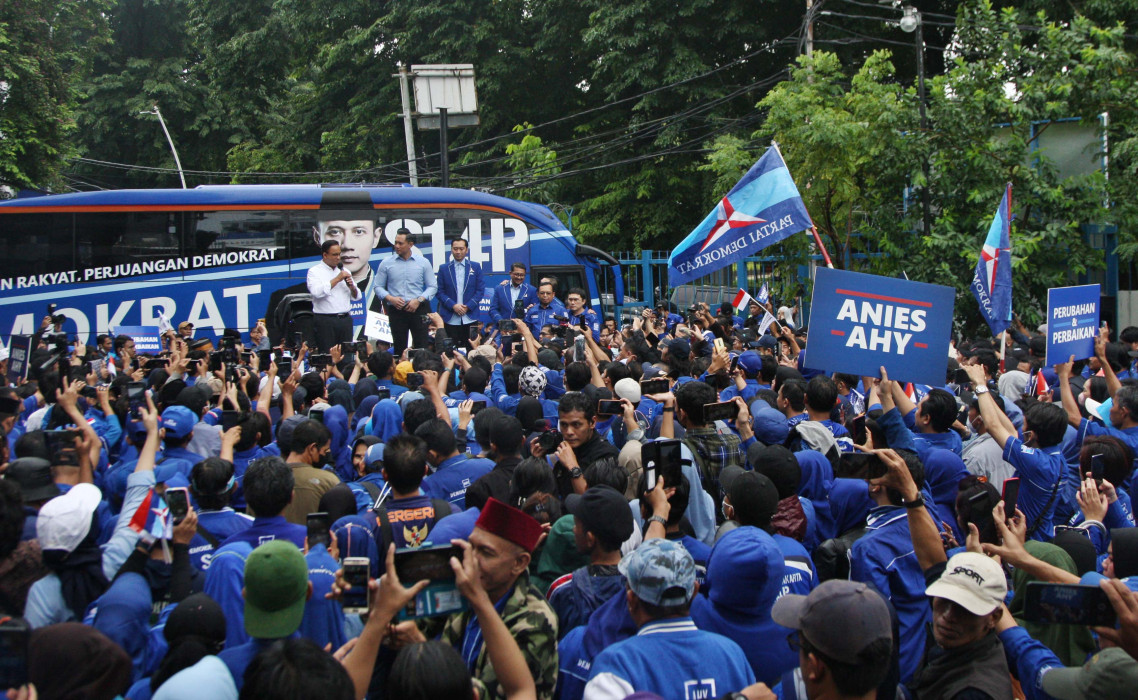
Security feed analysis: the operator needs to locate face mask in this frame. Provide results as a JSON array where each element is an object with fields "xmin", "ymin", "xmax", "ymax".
[{"xmin": 144, "ymin": 558, "xmax": 173, "ymax": 596}]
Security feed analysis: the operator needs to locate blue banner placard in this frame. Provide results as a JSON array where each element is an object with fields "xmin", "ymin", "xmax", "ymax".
[
  {"xmin": 1045, "ymin": 284, "xmax": 1100, "ymax": 365},
  {"xmin": 6, "ymin": 335, "xmax": 32, "ymax": 383},
  {"xmin": 112, "ymin": 326, "xmax": 162, "ymax": 353},
  {"xmin": 803, "ymin": 268, "xmax": 955, "ymax": 386}
]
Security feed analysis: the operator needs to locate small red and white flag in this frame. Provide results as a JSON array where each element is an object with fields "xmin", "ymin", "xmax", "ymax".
[
  {"xmin": 1028, "ymin": 370, "xmax": 1049, "ymax": 396},
  {"xmin": 731, "ymin": 288, "xmax": 754, "ymax": 315}
]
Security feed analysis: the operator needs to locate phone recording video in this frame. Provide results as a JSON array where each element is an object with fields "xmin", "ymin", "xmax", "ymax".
[
  {"xmin": 340, "ymin": 557, "xmax": 371, "ymax": 614},
  {"xmin": 406, "ymin": 372, "xmax": 424, "ymax": 390},
  {"xmin": 597, "ymin": 399, "xmax": 623, "ymax": 416},
  {"xmin": 643, "ymin": 439, "xmax": 683, "ymax": 491},
  {"xmin": 44, "ymin": 429, "xmax": 81, "ymax": 467},
  {"xmin": 703, "ymin": 401, "xmax": 740, "ymax": 423},
  {"xmin": 1002, "ymin": 477, "xmax": 1021, "ymax": 516},
  {"xmin": 127, "ymin": 381, "xmax": 146, "ymax": 419},
  {"xmin": 0, "ymin": 618, "xmax": 30, "ymax": 689},
  {"xmin": 640, "ymin": 378, "xmax": 669, "ymax": 396},
  {"xmin": 470, "ymin": 400, "xmax": 487, "ymax": 415},
  {"xmin": 165, "ymin": 487, "xmax": 190, "ymax": 524},
  {"xmin": 1022, "ymin": 582, "xmax": 1117, "ymax": 627},
  {"xmin": 221, "ymin": 410, "xmax": 241, "ymax": 432},
  {"xmin": 393, "ymin": 544, "xmax": 470, "ymax": 620}
]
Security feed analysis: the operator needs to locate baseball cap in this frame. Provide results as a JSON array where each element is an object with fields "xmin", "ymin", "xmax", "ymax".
[
  {"xmin": 737, "ymin": 351, "xmax": 763, "ymax": 376},
  {"xmin": 751, "ymin": 403, "xmax": 790, "ymax": 446},
  {"xmin": 924, "ymin": 551, "xmax": 1006, "ymax": 615},
  {"xmin": 719, "ymin": 467, "xmax": 779, "ymax": 524},
  {"xmin": 161, "ymin": 405, "xmax": 198, "ymax": 439},
  {"xmin": 772, "ymin": 579, "xmax": 893, "ymax": 664},
  {"xmin": 36, "ymin": 483, "xmax": 102, "ymax": 552},
  {"xmin": 364, "ymin": 443, "xmax": 386, "ymax": 470},
  {"xmin": 665, "ymin": 339, "xmax": 691, "ymax": 358},
  {"xmin": 519, "ymin": 366, "xmax": 547, "ymax": 397},
  {"xmin": 757, "ymin": 334, "xmax": 778, "ymax": 351},
  {"xmin": 177, "ymin": 322, "xmax": 194, "ymax": 333},
  {"xmin": 243, "ymin": 540, "xmax": 310, "ymax": 638},
  {"xmin": 6, "ymin": 457, "xmax": 61, "ymax": 503},
  {"xmin": 1042, "ymin": 648, "xmax": 1138, "ymax": 700},
  {"xmin": 619, "ymin": 538, "xmax": 697, "ymax": 607},
  {"xmin": 189, "ymin": 338, "xmax": 212, "ymax": 351},
  {"xmin": 614, "ymin": 378, "xmax": 641, "ymax": 404},
  {"xmin": 565, "ymin": 485, "xmax": 634, "ymax": 548}
]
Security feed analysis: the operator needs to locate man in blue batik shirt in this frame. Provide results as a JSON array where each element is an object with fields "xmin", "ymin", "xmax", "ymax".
[{"xmin": 965, "ymin": 362, "xmax": 1065, "ymax": 542}]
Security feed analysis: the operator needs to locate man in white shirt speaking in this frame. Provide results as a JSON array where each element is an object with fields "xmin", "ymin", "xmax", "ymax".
[{"xmin": 307, "ymin": 240, "xmax": 362, "ymax": 351}]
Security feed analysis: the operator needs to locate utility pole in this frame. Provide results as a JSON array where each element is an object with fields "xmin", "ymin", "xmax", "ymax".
[
  {"xmin": 395, "ymin": 64, "xmax": 419, "ymax": 186},
  {"xmin": 805, "ymin": 0, "xmax": 814, "ymax": 56}
]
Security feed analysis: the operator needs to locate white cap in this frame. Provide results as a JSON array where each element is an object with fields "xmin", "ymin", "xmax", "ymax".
[
  {"xmin": 37, "ymin": 483, "xmax": 102, "ymax": 552},
  {"xmin": 925, "ymin": 551, "xmax": 1006, "ymax": 615},
  {"xmin": 614, "ymin": 377, "xmax": 642, "ymax": 404},
  {"xmin": 258, "ymin": 375, "xmax": 282, "ymax": 400}
]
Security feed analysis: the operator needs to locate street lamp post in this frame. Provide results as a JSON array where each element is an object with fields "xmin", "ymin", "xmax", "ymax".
[
  {"xmin": 899, "ymin": 5, "xmax": 932, "ymax": 236},
  {"xmin": 140, "ymin": 105, "xmax": 186, "ymax": 189}
]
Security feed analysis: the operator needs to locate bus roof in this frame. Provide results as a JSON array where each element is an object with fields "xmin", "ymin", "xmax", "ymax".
[{"xmin": 0, "ymin": 185, "xmax": 566, "ymax": 230}]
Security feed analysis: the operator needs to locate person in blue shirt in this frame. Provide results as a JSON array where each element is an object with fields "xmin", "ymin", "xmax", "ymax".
[
  {"xmin": 719, "ymin": 351, "xmax": 765, "ymax": 403},
  {"xmin": 803, "ymin": 376, "xmax": 855, "ymax": 453},
  {"xmin": 371, "ymin": 433, "xmax": 458, "ymax": 552},
  {"xmin": 375, "ymin": 228, "xmax": 437, "ymax": 357},
  {"xmin": 159, "ymin": 405, "xmax": 209, "ymax": 467},
  {"xmin": 218, "ymin": 540, "xmax": 311, "ymax": 692},
  {"xmin": 965, "ymin": 362, "xmax": 1066, "ymax": 541},
  {"xmin": 524, "ymin": 281, "xmax": 567, "ymax": 336},
  {"xmin": 436, "ymin": 237, "xmax": 484, "ymax": 350},
  {"xmin": 719, "ymin": 467, "xmax": 816, "ymax": 599},
  {"xmin": 891, "ymin": 383, "xmax": 963, "ymax": 458},
  {"xmin": 187, "ymin": 457, "xmax": 253, "ymax": 571},
  {"xmin": 346, "ymin": 442, "xmax": 387, "ymax": 514},
  {"xmin": 565, "ymin": 287, "xmax": 601, "ymax": 342},
  {"xmin": 848, "ymin": 448, "xmax": 929, "ymax": 684},
  {"xmin": 547, "ymin": 485, "xmax": 633, "ymax": 640},
  {"xmin": 584, "ymin": 538, "xmax": 756, "ymax": 700},
  {"xmin": 220, "ymin": 456, "xmax": 306, "ymax": 550},
  {"xmin": 365, "ymin": 351, "xmax": 408, "ymax": 400},
  {"xmin": 416, "ymin": 418, "xmax": 493, "ymax": 510},
  {"xmin": 489, "ymin": 262, "xmax": 538, "ymax": 330},
  {"xmin": 692, "ymin": 526, "xmax": 799, "ymax": 686}
]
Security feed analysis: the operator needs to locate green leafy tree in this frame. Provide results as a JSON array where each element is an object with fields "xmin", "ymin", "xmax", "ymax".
[{"xmin": 0, "ymin": 0, "xmax": 110, "ymax": 190}]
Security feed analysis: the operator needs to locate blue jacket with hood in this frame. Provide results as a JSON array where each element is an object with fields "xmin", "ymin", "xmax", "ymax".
[
  {"xmin": 298, "ymin": 543, "xmax": 347, "ymax": 652},
  {"xmin": 556, "ymin": 587, "xmax": 637, "ymax": 700},
  {"xmin": 88, "ymin": 572, "xmax": 161, "ymax": 684},
  {"xmin": 690, "ymin": 527, "xmax": 798, "ymax": 685},
  {"xmin": 794, "ymin": 450, "xmax": 873, "ymax": 541},
  {"xmin": 320, "ymin": 404, "xmax": 353, "ymax": 483},
  {"xmin": 547, "ymin": 566, "xmax": 626, "ymax": 640},
  {"xmin": 203, "ymin": 541, "xmax": 253, "ymax": 649}
]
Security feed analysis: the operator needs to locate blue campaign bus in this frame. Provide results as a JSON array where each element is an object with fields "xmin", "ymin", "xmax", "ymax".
[{"xmin": 0, "ymin": 184, "xmax": 624, "ymax": 347}]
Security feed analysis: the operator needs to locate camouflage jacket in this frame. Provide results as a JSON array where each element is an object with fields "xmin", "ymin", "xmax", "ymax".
[{"xmin": 442, "ymin": 571, "xmax": 559, "ymax": 700}]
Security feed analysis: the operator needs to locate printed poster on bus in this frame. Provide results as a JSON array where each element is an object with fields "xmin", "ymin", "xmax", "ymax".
[{"xmin": 803, "ymin": 268, "xmax": 955, "ymax": 387}]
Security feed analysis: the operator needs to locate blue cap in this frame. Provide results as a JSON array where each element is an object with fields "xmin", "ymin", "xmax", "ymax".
[
  {"xmin": 737, "ymin": 351, "xmax": 763, "ymax": 376},
  {"xmin": 618, "ymin": 538, "xmax": 696, "ymax": 607},
  {"xmin": 757, "ymin": 334, "xmax": 778, "ymax": 350},
  {"xmin": 751, "ymin": 403, "xmax": 790, "ymax": 446},
  {"xmin": 665, "ymin": 339, "xmax": 691, "ymax": 358},
  {"xmin": 161, "ymin": 405, "xmax": 197, "ymax": 439},
  {"xmin": 365, "ymin": 443, "xmax": 385, "ymax": 469}
]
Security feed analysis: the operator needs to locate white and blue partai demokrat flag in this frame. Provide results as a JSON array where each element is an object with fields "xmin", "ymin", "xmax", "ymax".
[
  {"xmin": 668, "ymin": 145, "xmax": 813, "ymax": 287},
  {"xmin": 971, "ymin": 183, "xmax": 1013, "ymax": 336},
  {"xmin": 756, "ymin": 282, "xmax": 770, "ymax": 305}
]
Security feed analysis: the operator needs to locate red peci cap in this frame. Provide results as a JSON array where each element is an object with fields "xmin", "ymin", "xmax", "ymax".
[{"xmin": 474, "ymin": 497, "xmax": 544, "ymax": 553}]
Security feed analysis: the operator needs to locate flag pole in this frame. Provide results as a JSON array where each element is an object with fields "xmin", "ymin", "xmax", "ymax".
[
  {"xmin": 772, "ymin": 141, "xmax": 835, "ymax": 269},
  {"xmin": 998, "ymin": 330, "xmax": 1007, "ymax": 374}
]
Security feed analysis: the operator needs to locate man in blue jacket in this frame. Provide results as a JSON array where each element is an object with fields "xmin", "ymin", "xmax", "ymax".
[
  {"xmin": 547, "ymin": 485, "xmax": 633, "ymax": 639},
  {"xmin": 584, "ymin": 538, "xmax": 756, "ymax": 699},
  {"xmin": 416, "ymin": 418, "xmax": 493, "ymax": 510},
  {"xmin": 525, "ymin": 281, "xmax": 567, "ymax": 336},
  {"xmin": 489, "ymin": 262, "xmax": 537, "ymax": 330},
  {"xmin": 436, "ymin": 237, "xmax": 484, "ymax": 350},
  {"xmin": 848, "ymin": 449, "xmax": 929, "ymax": 684}
]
